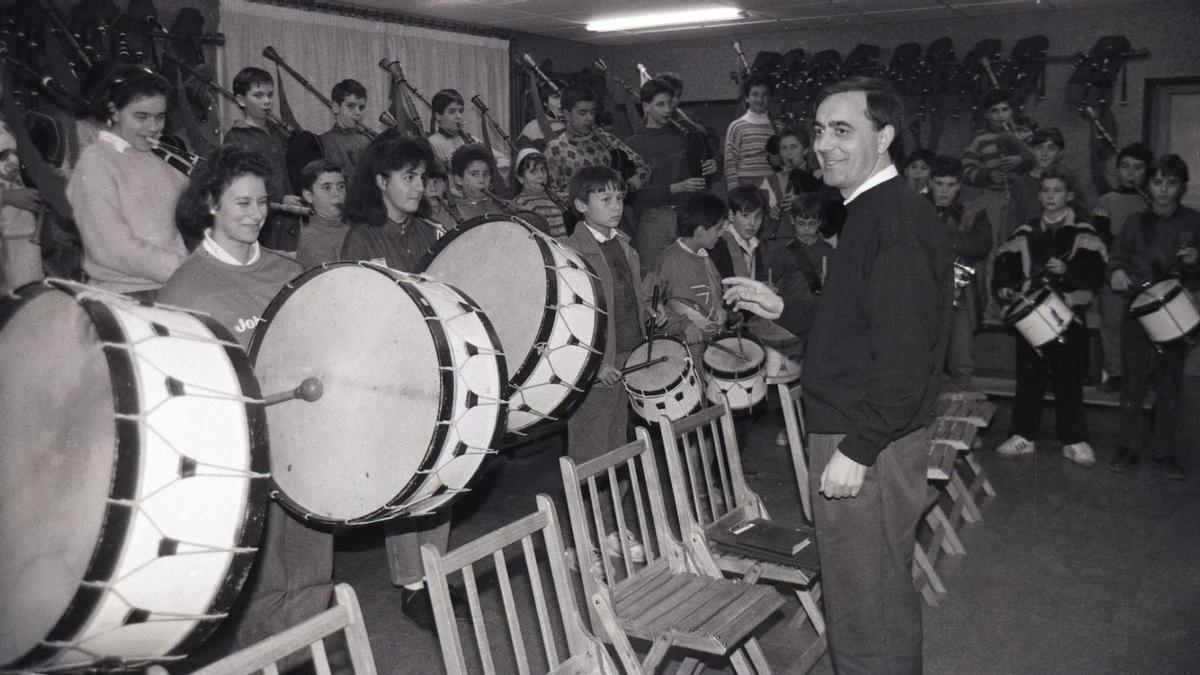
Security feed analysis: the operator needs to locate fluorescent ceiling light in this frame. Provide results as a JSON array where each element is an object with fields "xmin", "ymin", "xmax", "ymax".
[{"xmin": 586, "ymin": 7, "xmax": 746, "ymax": 32}]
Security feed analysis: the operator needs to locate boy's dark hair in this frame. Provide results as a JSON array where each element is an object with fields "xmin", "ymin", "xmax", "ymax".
[
  {"xmin": 903, "ymin": 147, "xmax": 935, "ymax": 170},
  {"xmin": 929, "ymin": 155, "xmax": 963, "ymax": 180},
  {"xmin": 299, "ymin": 158, "xmax": 343, "ymax": 194},
  {"xmin": 640, "ymin": 77, "xmax": 675, "ymax": 105},
  {"xmin": 777, "ymin": 127, "xmax": 810, "ymax": 150},
  {"xmin": 96, "ymin": 65, "xmax": 171, "ymax": 119},
  {"xmin": 1040, "ymin": 164, "xmax": 1079, "ymax": 194},
  {"xmin": 233, "ymin": 67, "xmax": 273, "ymax": 97},
  {"xmin": 331, "ymin": 79, "xmax": 367, "ymax": 104},
  {"xmin": 659, "ymin": 72, "xmax": 684, "ymax": 96},
  {"xmin": 981, "ymin": 88, "xmax": 1013, "ymax": 110},
  {"xmin": 1031, "ymin": 127, "xmax": 1065, "ymax": 149},
  {"xmin": 425, "ymin": 159, "xmax": 448, "ymax": 182},
  {"xmin": 741, "ymin": 73, "xmax": 774, "ymax": 99},
  {"xmin": 677, "ymin": 193, "xmax": 725, "ymax": 238},
  {"xmin": 560, "ymin": 85, "xmax": 596, "ymax": 113},
  {"xmin": 1149, "ymin": 154, "xmax": 1189, "ymax": 185},
  {"xmin": 790, "ymin": 192, "xmax": 825, "ymax": 220},
  {"xmin": 431, "ymin": 89, "xmax": 465, "ymax": 116},
  {"xmin": 765, "ymin": 135, "xmax": 780, "ymax": 156},
  {"xmin": 727, "ymin": 184, "xmax": 766, "ymax": 214},
  {"xmin": 1118, "ymin": 142, "xmax": 1154, "ymax": 167},
  {"xmin": 175, "ymin": 145, "xmax": 273, "ymax": 239},
  {"xmin": 568, "ymin": 165, "xmax": 624, "ymax": 211},
  {"xmin": 450, "ymin": 143, "xmax": 494, "ymax": 177},
  {"xmin": 517, "ymin": 153, "xmax": 547, "ymax": 177},
  {"xmin": 344, "ymin": 131, "xmax": 434, "ymax": 226}
]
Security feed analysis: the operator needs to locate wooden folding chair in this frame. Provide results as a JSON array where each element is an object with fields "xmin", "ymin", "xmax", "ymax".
[
  {"xmin": 419, "ymin": 494, "xmax": 620, "ymax": 675},
  {"xmin": 187, "ymin": 584, "xmax": 377, "ymax": 675},
  {"xmin": 560, "ymin": 428, "xmax": 784, "ymax": 674},
  {"xmin": 776, "ymin": 383, "xmax": 812, "ymax": 524},
  {"xmin": 658, "ymin": 401, "xmax": 827, "ymax": 672}
]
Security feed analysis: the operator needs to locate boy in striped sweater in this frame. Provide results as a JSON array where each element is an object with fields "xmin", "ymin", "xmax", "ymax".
[{"xmin": 724, "ymin": 73, "xmax": 777, "ymax": 192}]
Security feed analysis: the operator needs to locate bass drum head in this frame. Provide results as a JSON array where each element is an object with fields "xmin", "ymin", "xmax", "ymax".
[
  {"xmin": 251, "ymin": 264, "xmax": 445, "ymax": 523},
  {"xmin": 0, "ymin": 286, "xmax": 114, "ymax": 665},
  {"xmin": 423, "ymin": 216, "xmax": 547, "ymax": 384}
]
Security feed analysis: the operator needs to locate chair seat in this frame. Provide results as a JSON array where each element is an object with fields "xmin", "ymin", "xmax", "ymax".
[
  {"xmin": 934, "ymin": 398, "xmax": 998, "ymax": 427},
  {"xmin": 612, "ymin": 565, "xmax": 784, "ymax": 653}
]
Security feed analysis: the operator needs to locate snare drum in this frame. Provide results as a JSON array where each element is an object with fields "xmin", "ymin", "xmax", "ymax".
[
  {"xmin": 702, "ymin": 335, "xmax": 767, "ymax": 414},
  {"xmin": 623, "ymin": 337, "xmax": 702, "ymax": 422},
  {"xmin": 1130, "ymin": 278, "xmax": 1200, "ymax": 346},
  {"xmin": 748, "ymin": 316, "xmax": 802, "ymax": 383},
  {"xmin": 423, "ymin": 215, "xmax": 605, "ymax": 435},
  {"xmin": 1003, "ymin": 286, "xmax": 1073, "ymax": 348},
  {"xmin": 250, "ymin": 263, "xmax": 507, "ymax": 523},
  {"xmin": 0, "ymin": 280, "xmax": 268, "ymax": 671}
]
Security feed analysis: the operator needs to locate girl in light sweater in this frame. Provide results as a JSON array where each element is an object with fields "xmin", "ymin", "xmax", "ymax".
[{"xmin": 66, "ymin": 66, "xmax": 187, "ymax": 298}]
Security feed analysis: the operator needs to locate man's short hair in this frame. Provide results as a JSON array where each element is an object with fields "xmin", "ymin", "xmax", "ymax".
[
  {"xmin": 299, "ymin": 158, "xmax": 343, "ymax": 193},
  {"xmin": 232, "ymin": 67, "xmax": 272, "ymax": 97},
  {"xmin": 727, "ymin": 185, "xmax": 766, "ymax": 214},
  {"xmin": 1149, "ymin": 154, "xmax": 1189, "ymax": 184},
  {"xmin": 331, "ymin": 79, "xmax": 367, "ymax": 104},
  {"xmin": 560, "ymin": 85, "xmax": 596, "ymax": 113},
  {"xmin": 678, "ymin": 193, "xmax": 725, "ymax": 238},
  {"xmin": 818, "ymin": 76, "xmax": 905, "ymax": 136},
  {"xmin": 568, "ymin": 165, "xmax": 624, "ymax": 210},
  {"xmin": 1031, "ymin": 127, "xmax": 1065, "ymax": 149},
  {"xmin": 431, "ymin": 89, "xmax": 465, "ymax": 115},
  {"xmin": 659, "ymin": 72, "xmax": 684, "ymax": 96},
  {"xmin": 449, "ymin": 143, "xmax": 494, "ymax": 177},
  {"xmin": 1040, "ymin": 164, "xmax": 1079, "ymax": 193},
  {"xmin": 640, "ymin": 78, "xmax": 675, "ymax": 105},
  {"xmin": 929, "ymin": 155, "xmax": 963, "ymax": 180},
  {"xmin": 741, "ymin": 73, "xmax": 774, "ymax": 99},
  {"xmin": 790, "ymin": 192, "xmax": 825, "ymax": 220},
  {"xmin": 1118, "ymin": 142, "xmax": 1154, "ymax": 167},
  {"xmin": 981, "ymin": 88, "xmax": 1013, "ymax": 110}
]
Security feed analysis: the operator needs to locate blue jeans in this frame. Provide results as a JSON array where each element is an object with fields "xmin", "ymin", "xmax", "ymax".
[{"xmin": 808, "ymin": 428, "xmax": 932, "ymax": 674}]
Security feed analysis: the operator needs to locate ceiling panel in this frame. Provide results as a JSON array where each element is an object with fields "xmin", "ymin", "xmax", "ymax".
[{"xmin": 329, "ymin": 0, "xmax": 1152, "ymax": 45}]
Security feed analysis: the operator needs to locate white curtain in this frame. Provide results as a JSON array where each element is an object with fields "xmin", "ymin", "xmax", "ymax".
[{"xmin": 216, "ymin": 0, "xmax": 509, "ymax": 142}]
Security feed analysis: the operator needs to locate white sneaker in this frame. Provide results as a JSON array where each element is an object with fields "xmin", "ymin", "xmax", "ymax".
[
  {"xmin": 997, "ymin": 434, "xmax": 1036, "ymax": 457},
  {"xmin": 605, "ymin": 531, "xmax": 646, "ymax": 564},
  {"xmin": 1062, "ymin": 442, "xmax": 1096, "ymax": 467},
  {"xmin": 565, "ymin": 546, "xmax": 604, "ymax": 578}
]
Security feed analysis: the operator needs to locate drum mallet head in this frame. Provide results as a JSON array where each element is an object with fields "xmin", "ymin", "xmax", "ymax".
[{"xmin": 264, "ymin": 377, "xmax": 324, "ymax": 406}]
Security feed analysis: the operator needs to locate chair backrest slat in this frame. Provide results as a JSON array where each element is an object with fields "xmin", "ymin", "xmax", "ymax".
[
  {"xmin": 520, "ymin": 535, "xmax": 561, "ymax": 669},
  {"xmin": 309, "ymin": 638, "xmax": 331, "ymax": 675},
  {"xmin": 777, "ymin": 382, "xmax": 813, "ymax": 523},
  {"xmin": 461, "ymin": 563, "xmax": 498, "ymax": 675},
  {"xmin": 492, "ymin": 550, "xmax": 532, "ymax": 675}
]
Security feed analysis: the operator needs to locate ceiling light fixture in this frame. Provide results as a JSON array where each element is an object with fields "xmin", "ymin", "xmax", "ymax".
[{"xmin": 585, "ymin": 7, "xmax": 746, "ymax": 32}]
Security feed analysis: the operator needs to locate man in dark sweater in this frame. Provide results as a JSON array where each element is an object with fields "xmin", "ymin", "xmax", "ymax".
[{"xmin": 802, "ymin": 77, "xmax": 953, "ymax": 673}]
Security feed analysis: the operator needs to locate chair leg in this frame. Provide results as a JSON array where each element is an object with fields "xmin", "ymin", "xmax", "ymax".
[
  {"xmin": 674, "ymin": 656, "xmax": 704, "ymax": 674},
  {"xmin": 912, "ymin": 542, "xmax": 945, "ymax": 596},
  {"xmin": 795, "ymin": 588, "xmax": 826, "ymax": 636},
  {"xmin": 927, "ymin": 504, "xmax": 966, "ymax": 556},
  {"xmin": 642, "ymin": 637, "xmax": 671, "ymax": 673},
  {"xmin": 743, "ymin": 637, "xmax": 773, "ymax": 673},
  {"xmin": 964, "ymin": 451, "xmax": 997, "ymax": 497},
  {"xmin": 949, "ymin": 469, "xmax": 983, "ymax": 523},
  {"xmin": 592, "ymin": 594, "xmax": 643, "ymax": 675}
]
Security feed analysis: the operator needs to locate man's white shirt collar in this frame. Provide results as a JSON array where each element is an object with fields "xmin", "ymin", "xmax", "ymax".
[
  {"xmin": 203, "ymin": 228, "xmax": 261, "ymax": 266},
  {"xmin": 843, "ymin": 164, "xmax": 899, "ymax": 205},
  {"xmin": 99, "ymin": 130, "xmax": 131, "ymax": 154}
]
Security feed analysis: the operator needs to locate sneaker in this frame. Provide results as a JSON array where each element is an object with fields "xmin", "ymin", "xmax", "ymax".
[
  {"xmin": 775, "ymin": 428, "xmax": 790, "ymax": 447},
  {"xmin": 605, "ymin": 531, "xmax": 646, "ymax": 564},
  {"xmin": 565, "ymin": 546, "xmax": 604, "ymax": 578},
  {"xmin": 996, "ymin": 435, "xmax": 1036, "ymax": 457},
  {"xmin": 1108, "ymin": 449, "xmax": 1140, "ymax": 473},
  {"xmin": 1062, "ymin": 442, "xmax": 1096, "ymax": 467},
  {"xmin": 1154, "ymin": 456, "xmax": 1187, "ymax": 481}
]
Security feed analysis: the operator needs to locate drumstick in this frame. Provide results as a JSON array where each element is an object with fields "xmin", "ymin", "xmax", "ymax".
[
  {"xmin": 263, "ymin": 377, "xmax": 324, "ymax": 406},
  {"xmin": 647, "ymin": 284, "xmax": 661, "ymax": 360},
  {"xmin": 707, "ymin": 340, "xmax": 747, "ymax": 360},
  {"xmin": 621, "ymin": 355, "xmax": 669, "ymax": 377}
]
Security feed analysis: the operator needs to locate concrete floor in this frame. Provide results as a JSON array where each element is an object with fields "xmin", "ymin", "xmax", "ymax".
[{"xmin": 185, "ymin": 378, "xmax": 1200, "ymax": 674}]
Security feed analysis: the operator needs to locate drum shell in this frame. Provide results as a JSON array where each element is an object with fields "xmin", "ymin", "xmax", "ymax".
[
  {"xmin": 702, "ymin": 336, "xmax": 767, "ymax": 414},
  {"xmin": 250, "ymin": 263, "xmax": 507, "ymax": 524},
  {"xmin": 1003, "ymin": 287, "xmax": 1073, "ymax": 348},
  {"xmin": 1130, "ymin": 279, "xmax": 1200, "ymax": 345},
  {"xmin": 0, "ymin": 280, "xmax": 268, "ymax": 671},
  {"xmin": 622, "ymin": 337, "xmax": 702, "ymax": 422}
]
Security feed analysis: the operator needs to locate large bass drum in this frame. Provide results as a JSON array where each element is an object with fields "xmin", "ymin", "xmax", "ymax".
[
  {"xmin": 250, "ymin": 262, "xmax": 507, "ymax": 524},
  {"xmin": 422, "ymin": 215, "xmax": 605, "ymax": 435},
  {"xmin": 0, "ymin": 280, "xmax": 268, "ymax": 672}
]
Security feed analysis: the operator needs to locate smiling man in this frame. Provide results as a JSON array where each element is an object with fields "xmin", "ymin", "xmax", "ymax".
[{"xmin": 800, "ymin": 77, "xmax": 953, "ymax": 673}]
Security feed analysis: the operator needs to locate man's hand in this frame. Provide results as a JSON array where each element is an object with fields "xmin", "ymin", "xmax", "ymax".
[
  {"xmin": 998, "ymin": 154, "xmax": 1023, "ymax": 171},
  {"xmin": 597, "ymin": 364, "xmax": 622, "ymax": 387},
  {"xmin": 281, "ymin": 194, "xmax": 306, "ymax": 208},
  {"xmin": 1110, "ymin": 269, "xmax": 1132, "ymax": 293},
  {"xmin": 683, "ymin": 322, "xmax": 705, "ymax": 344},
  {"xmin": 2, "ymin": 187, "xmax": 45, "ymax": 213},
  {"xmin": 820, "ymin": 449, "xmax": 867, "ymax": 499},
  {"xmin": 1045, "ymin": 257, "xmax": 1066, "ymax": 275},
  {"xmin": 700, "ymin": 159, "xmax": 717, "ymax": 177},
  {"xmin": 721, "ymin": 276, "xmax": 783, "ymax": 319},
  {"xmin": 670, "ymin": 177, "xmax": 706, "ymax": 195},
  {"xmin": 998, "ymin": 287, "xmax": 1017, "ymax": 302}
]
